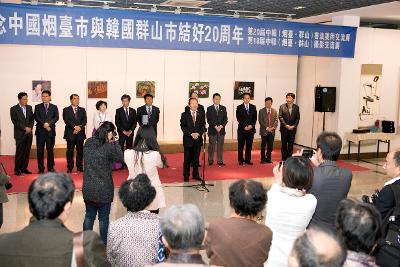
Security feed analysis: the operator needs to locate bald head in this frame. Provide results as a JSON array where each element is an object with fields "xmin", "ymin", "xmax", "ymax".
[{"xmin": 289, "ymin": 228, "xmax": 346, "ymax": 267}]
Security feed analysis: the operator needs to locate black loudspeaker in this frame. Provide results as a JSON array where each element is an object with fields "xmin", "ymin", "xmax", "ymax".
[
  {"xmin": 382, "ymin": 120, "xmax": 395, "ymax": 133},
  {"xmin": 315, "ymin": 86, "xmax": 336, "ymax": 112}
]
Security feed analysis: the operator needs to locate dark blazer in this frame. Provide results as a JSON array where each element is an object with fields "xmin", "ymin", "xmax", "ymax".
[
  {"xmin": 136, "ymin": 105, "xmax": 160, "ymax": 133},
  {"xmin": 34, "ymin": 103, "xmax": 59, "ymax": 136},
  {"xmin": 10, "ymin": 104, "xmax": 34, "ymax": 140},
  {"xmin": 375, "ymin": 179, "xmax": 400, "ymax": 219},
  {"xmin": 236, "ymin": 103, "xmax": 257, "ymax": 135},
  {"xmin": 185, "ymin": 104, "xmax": 206, "ymax": 128},
  {"xmin": 180, "ymin": 110, "xmax": 205, "ymax": 147},
  {"xmin": 279, "ymin": 103, "xmax": 300, "ymax": 131},
  {"xmin": 258, "ymin": 107, "xmax": 278, "ymax": 136},
  {"xmin": 62, "ymin": 106, "xmax": 87, "ymax": 141},
  {"xmin": 206, "ymin": 104, "xmax": 228, "ymax": 136},
  {"xmin": 115, "ymin": 107, "xmax": 137, "ymax": 134},
  {"xmin": 308, "ymin": 161, "xmax": 352, "ymax": 230},
  {"xmin": 0, "ymin": 169, "xmax": 9, "ymax": 204},
  {"xmin": 0, "ymin": 217, "xmax": 109, "ymax": 267}
]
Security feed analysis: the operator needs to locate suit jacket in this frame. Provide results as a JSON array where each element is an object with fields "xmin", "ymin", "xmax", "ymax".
[
  {"xmin": 34, "ymin": 103, "xmax": 59, "ymax": 137},
  {"xmin": 180, "ymin": 110, "xmax": 205, "ymax": 148},
  {"xmin": 62, "ymin": 106, "xmax": 87, "ymax": 141},
  {"xmin": 206, "ymin": 104, "xmax": 228, "ymax": 136},
  {"xmin": 115, "ymin": 107, "xmax": 137, "ymax": 133},
  {"xmin": 279, "ymin": 103, "xmax": 300, "ymax": 132},
  {"xmin": 0, "ymin": 217, "xmax": 109, "ymax": 267},
  {"xmin": 136, "ymin": 105, "xmax": 160, "ymax": 134},
  {"xmin": 308, "ymin": 161, "xmax": 352, "ymax": 230},
  {"xmin": 258, "ymin": 107, "xmax": 278, "ymax": 136},
  {"xmin": 0, "ymin": 168, "xmax": 9, "ymax": 203},
  {"xmin": 374, "ymin": 179, "xmax": 400, "ymax": 219},
  {"xmin": 10, "ymin": 104, "xmax": 34, "ymax": 140},
  {"xmin": 236, "ymin": 103, "xmax": 257, "ymax": 135}
]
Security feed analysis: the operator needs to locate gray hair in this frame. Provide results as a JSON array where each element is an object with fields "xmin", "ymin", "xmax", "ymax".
[{"xmin": 160, "ymin": 204, "xmax": 205, "ymax": 250}]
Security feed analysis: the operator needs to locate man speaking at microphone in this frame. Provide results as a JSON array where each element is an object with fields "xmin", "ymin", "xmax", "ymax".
[{"xmin": 180, "ymin": 97, "xmax": 206, "ymax": 182}]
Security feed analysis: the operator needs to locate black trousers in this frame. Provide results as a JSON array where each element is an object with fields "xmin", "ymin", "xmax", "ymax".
[
  {"xmin": 118, "ymin": 133, "xmax": 134, "ymax": 151},
  {"xmin": 183, "ymin": 143, "xmax": 201, "ymax": 179},
  {"xmin": 36, "ymin": 132, "xmax": 55, "ymax": 171},
  {"xmin": 66, "ymin": 137, "xmax": 84, "ymax": 170},
  {"xmin": 281, "ymin": 129, "xmax": 297, "ymax": 160},
  {"xmin": 261, "ymin": 133, "xmax": 274, "ymax": 161},
  {"xmin": 14, "ymin": 134, "xmax": 33, "ymax": 172},
  {"xmin": 237, "ymin": 132, "xmax": 254, "ymax": 163}
]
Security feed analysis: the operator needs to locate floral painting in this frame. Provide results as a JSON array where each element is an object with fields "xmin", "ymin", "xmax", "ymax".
[
  {"xmin": 189, "ymin": 82, "xmax": 209, "ymax": 98},
  {"xmin": 136, "ymin": 81, "xmax": 155, "ymax": 98},
  {"xmin": 88, "ymin": 81, "xmax": 107, "ymax": 98}
]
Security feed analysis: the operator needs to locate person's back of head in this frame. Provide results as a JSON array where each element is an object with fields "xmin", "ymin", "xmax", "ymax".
[
  {"xmin": 95, "ymin": 121, "xmax": 116, "ymax": 144},
  {"xmin": 28, "ymin": 173, "xmax": 75, "ymax": 220},
  {"xmin": 336, "ymin": 199, "xmax": 381, "ymax": 254},
  {"xmin": 119, "ymin": 174, "xmax": 156, "ymax": 212},
  {"xmin": 160, "ymin": 204, "xmax": 205, "ymax": 251},
  {"xmin": 133, "ymin": 125, "xmax": 159, "ymax": 152},
  {"xmin": 283, "ymin": 156, "xmax": 314, "ymax": 192},
  {"xmin": 289, "ymin": 227, "xmax": 346, "ymax": 267},
  {"xmin": 316, "ymin": 132, "xmax": 342, "ymax": 161},
  {"xmin": 229, "ymin": 179, "xmax": 267, "ymax": 217}
]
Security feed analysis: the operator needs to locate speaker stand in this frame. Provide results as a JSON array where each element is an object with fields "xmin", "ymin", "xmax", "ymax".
[{"xmin": 322, "ymin": 112, "xmax": 326, "ymax": 132}]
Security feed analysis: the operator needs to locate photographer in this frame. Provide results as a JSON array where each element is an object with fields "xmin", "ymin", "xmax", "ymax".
[{"xmin": 82, "ymin": 121, "xmax": 124, "ymax": 244}]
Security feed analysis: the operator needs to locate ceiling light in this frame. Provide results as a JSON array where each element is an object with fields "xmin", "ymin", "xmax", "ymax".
[
  {"xmin": 286, "ymin": 15, "xmax": 293, "ymax": 21},
  {"xmin": 256, "ymin": 12, "xmax": 264, "ymax": 20},
  {"xmin": 233, "ymin": 11, "xmax": 240, "ymax": 18},
  {"xmin": 174, "ymin": 6, "xmax": 181, "ymax": 14},
  {"xmin": 150, "ymin": 4, "xmax": 157, "ymax": 12},
  {"xmin": 197, "ymin": 8, "xmax": 205, "ymax": 16},
  {"xmin": 31, "ymin": 0, "xmax": 38, "ymax": 5},
  {"xmin": 55, "ymin": 1, "xmax": 64, "ymax": 5},
  {"xmin": 103, "ymin": 2, "xmax": 110, "ymax": 9},
  {"xmin": 293, "ymin": 6, "xmax": 305, "ymax": 10},
  {"xmin": 67, "ymin": 0, "xmax": 73, "ymax": 7}
]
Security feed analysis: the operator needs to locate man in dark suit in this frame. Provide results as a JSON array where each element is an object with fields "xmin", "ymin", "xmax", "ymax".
[
  {"xmin": 115, "ymin": 94, "xmax": 137, "ymax": 155},
  {"xmin": 307, "ymin": 132, "xmax": 352, "ymax": 231},
  {"xmin": 374, "ymin": 149, "xmax": 400, "ymax": 219},
  {"xmin": 279, "ymin": 92, "xmax": 300, "ymax": 161},
  {"xmin": 185, "ymin": 92, "xmax": 206, "ymax": 127},
  {"xmin": 236, "ymin": 93, "xmax": 257, "ymax": 165},
  {"xmin": 180, "ymin": 97, "xmax": 205, "ymax": 182},
  {"xmin": 136, "ymin": 93, "xmax": 160, "ymax": 136},
  {"xmin": 207, "ymin": 93, "xmax": 228, "ymax": 166},
  {"xmin": 0, "ymin": 173, "xmax": 109, "ymax": 266},
  {"xmin": 34, "ymin": 90, "xmax": 59, "ymax": 173},
  {"xmin": 62, "ymin": 94, "xmax": 87, "ymax": 173},
  {"xmin": 10, "ymin": 92, "xmax": 35, "ymax": 175},
  {"xmin": 259, "ymin": 97, "xmax": 278, "ymax": 164}
]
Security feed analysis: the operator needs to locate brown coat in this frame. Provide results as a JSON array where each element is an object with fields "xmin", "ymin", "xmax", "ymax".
[{"xmin": 205, "ymin": 218, "xmax": 272, "ymax": 267}]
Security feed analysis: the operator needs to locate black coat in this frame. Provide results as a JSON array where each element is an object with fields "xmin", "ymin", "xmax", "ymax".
[
  {"xmin": 185, "ymin": 104, "xmax": 206, "ymax": 127},
  {"xmin": 236, "ymin": 103, "xmax": 257, "ymax": 135},
  {"xmin": 10, "ymin": 104, "xmax": 34, "ymax": 140},
  {"xmin": 279, "ymin": 103, "xmax": 300, "ymax": 132},
  {"xmin": 62, "ymin": 106, "xmax": 87, "ymax": 141},
  {"xmin": 206, "ymin": 104, "xmax": 228, "ymax": 136},
  {"xmin": 115, "ymin": 107, "xmax": 137, "ymax": 133},
  {"xmin": 136, "ymin": 105, "xmax": 160, "ymax": 134},
  {"xmin": 374, "ymin": 180, "xmax": 400, "ymax": 219},
  {"xmin": 34, "ymin": 103, "xmax": 59, "ymax": 137},
  {"xmin": 180, "ymin": 110, "xmax": 205, "ymax": 147}
]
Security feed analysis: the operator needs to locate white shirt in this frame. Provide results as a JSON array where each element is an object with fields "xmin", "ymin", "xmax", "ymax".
[
  {"xmin": 384, "ymin": 176, "xmax": 400, "ymax": 186},
  {"xmin": 265, "ymin": 183, "xmax": 317, "ymax": 267},
  {"xmin": 93, "ymin": 111, "xmax": 112, "ymax": 130}
]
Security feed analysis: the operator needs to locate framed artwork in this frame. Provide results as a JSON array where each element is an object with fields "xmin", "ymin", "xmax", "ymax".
[
  {"xmin": 88, "ymin": 81, "xmax": 107, "ymax": 98},
  {"xmin": 32, "ymin": 80, "xmax": 51, "ymax": 102},
  {"xmin": 136, "ymin": 81, "xmax": 155, "ymax": 98},
  {"xmin": 358, "ymin": 64, "xmax": 382, "ymax": 127},
  {"xmin": 189, "ymin": 82, "xmax": 209, "ymax": 98},
  {"xmin": 234, "ymin": 81, "xmax": 254, "ymax": 100}
]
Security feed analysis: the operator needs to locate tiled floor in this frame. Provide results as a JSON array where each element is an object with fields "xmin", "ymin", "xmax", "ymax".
[{"xmin": 0, "ymin": 158, "xmax": 388, "ymax": 234}]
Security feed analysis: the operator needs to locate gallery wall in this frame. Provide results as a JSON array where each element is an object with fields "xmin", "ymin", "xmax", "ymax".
[
  {"xmin": 296, "ymin": 26, "xmax": 400, "ymax": 152},
  {"xmin": 0, "ymin": 45, "xmax": 298, "ymax": 155}
]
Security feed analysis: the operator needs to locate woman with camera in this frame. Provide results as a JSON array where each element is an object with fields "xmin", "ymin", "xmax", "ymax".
[{"xmin": 82, "ymin": 121, "xmax": 124, "ymax": 244}]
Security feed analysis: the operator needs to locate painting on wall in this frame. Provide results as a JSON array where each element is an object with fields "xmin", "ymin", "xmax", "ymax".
[
  {"xmin": 358, "ymin": 64, "xmax": 382, "ymax": 127},
  {"xmin": 188, "ymin": 82, "xmax": 209, "ymax": 98},
  {"xmin": 234, "ymin": 81, "xmax": 254, "ymax": 100},
  {"xmin": 136, "ymin": 81, "xmax": 155, "ymax": 98},
  {"xmin": 32, "ymin": 80, "xmax": 51, "ymax": 102},
  {"xmin": 88, "ymin": 81, "xmax": 107, "ymax": 98}
]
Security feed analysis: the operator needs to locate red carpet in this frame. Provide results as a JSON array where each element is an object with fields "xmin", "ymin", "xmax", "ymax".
[{"xmin": 1, "ymin": 150, "xmax": 368, "ymax": 194}]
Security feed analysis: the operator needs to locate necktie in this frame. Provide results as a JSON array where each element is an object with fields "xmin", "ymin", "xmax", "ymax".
[
  {"xmin": 125, "ymin": 108, "xmax": 129, "ymax": 120},
  {"xmin": 73, "ymin": 107, "xmax": 78, "ymax": 119},
  {"xmin": 215, "ymin": 105, "xmax": 219, "ymax": 114},
  {"xmin": 45, "ymin": 104, "xmax": 49, "ymax": 114},
  {"xmin": 192, "ymin": 111, "xmax": 196, "ymax": 124},
  {"xmin": 246, "ymin": 105, "xmax": 249, "ymax": 115},
  {"xmin": 268, "ymin": 109, "xmax": 272, "ymax": 127},
  {"xmin": 147, "ymin": 106, "xmax": 152, "ymax": 117},
  {"xmin": 22, "ymin": 106, "xmax": 26, "ymax": 118}
]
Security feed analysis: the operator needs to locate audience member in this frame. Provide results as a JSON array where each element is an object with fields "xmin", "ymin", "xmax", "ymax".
[
  {"xmin": 0, "ymin": 173, "xmax": 108, "ymax": 266},
  {"xmin": 82, "ymin": 121, "xmax": 123, "ymax": 244},
  {"xmin": 124, "ymin": 126, "xmax": 168, "ymax": 214},
  {"xmin": 288, "ymin": 227, "xmax": 346, "ymax": 267},
  {"xmin": 0, "ymin": 163, "xmax": 9, "ymax": 229},
  {"xmin": 155, "ymin": 204, "xmax": 207, "ymax": 266},
  {"xmin": 265, "ymin": 156, "xmax": 317, "ymax": 267},
  {"xmin": 307, "ymin": 132, "xmax": 352, "ymax": 231},
  {"xmin": 336, "ymin": 199, "xmax": 381, "ymax": 267},
  {"xmin": 107, "ymin": 174, "xmax": 162, "ymax": 267},
  {"xmin": 205, "ymin": 179, "xmax": 272, "ymax": 267}
]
